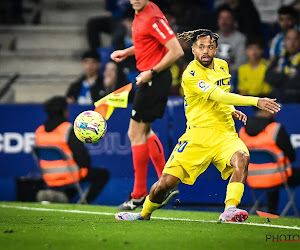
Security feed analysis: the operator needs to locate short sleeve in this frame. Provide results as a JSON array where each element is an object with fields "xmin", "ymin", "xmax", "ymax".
[{"xmin": 149, "ymin": 16, "xmax": 176, "ymax": 45}]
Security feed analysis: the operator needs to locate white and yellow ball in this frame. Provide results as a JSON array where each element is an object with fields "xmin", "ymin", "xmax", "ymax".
[{"xmin": 73, "ymin": 110, "xmax": 107, "ymax": 143}]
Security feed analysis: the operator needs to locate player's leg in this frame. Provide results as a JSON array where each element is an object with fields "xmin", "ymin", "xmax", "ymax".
[
  {"xmin": 146, "ymin": 130, "xmax": 179, "ymax": 205},
  {"xmin": 225, "ymin": 151, "xmax": 249, "ymax": 208},
  {"xmin": 116, "ymin": 173, "xmax": 180, "ymax": 221},
  {"xmin": 213, "ymin": 133, "xmax": 250, "ymax": 222},
  {"xmin": 118, "ymin": 69, "xmax": 173, "ymax": 210},
  {"xmin": 220, "ymin": 150, "xmax": 250, "ymax": 222},
  {"xmin": 147, "ymin": 131, "xmax": 165, "ymax": 178},
  {"xmin": 116, "ymin": 128, "xmax": 214, "ymax": 221},
  {"xmin": 118, "ymin": 119, "xmax": 151, "ymax": 210}
]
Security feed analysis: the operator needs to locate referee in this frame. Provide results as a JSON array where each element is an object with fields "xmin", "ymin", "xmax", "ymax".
[{"xmin": 111, "ymin": 0, "xmax": 183, "ymax": 210}]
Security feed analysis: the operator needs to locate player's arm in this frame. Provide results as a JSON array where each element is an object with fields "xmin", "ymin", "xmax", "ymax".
[
  {"xmin": 110, "ymin": 46, "xmax": 135, "ymax": 63},
  {"xmin": 135, "ymin": 37, "xmax": 183, "ymax": 85},
  {"xmin": 209, "ymin": 87, "xmax": 281, "ymax": 113},
  {"xmin": 152, "ymin": 37, "xmax": 184, "ymax": 73}
]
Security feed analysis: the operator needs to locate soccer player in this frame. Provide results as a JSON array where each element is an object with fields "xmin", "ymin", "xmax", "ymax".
[
  {"xmin": 110, "ymin": 0, "xmax": 184, "ymax": 210},
  {"xmin": 115, "ymin": 29, "xmax": 281, "ymax": 222}
]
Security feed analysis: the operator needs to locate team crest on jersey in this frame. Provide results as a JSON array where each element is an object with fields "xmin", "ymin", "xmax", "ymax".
[
  {"xmin": 190, "ymin": 70, "xmax": 195, "ymax": 76},
  {"xmin": 198, "ymin": 80, "xmax": 211, "ymax": 93}
]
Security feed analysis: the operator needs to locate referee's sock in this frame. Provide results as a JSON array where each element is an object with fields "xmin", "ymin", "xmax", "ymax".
[
  {"xmin": 224, "ymin": 182, "xmax": 244, "ymax": 210},
  {"xmin": 147, "ymin": 134, "xmax": 165, "ymax": 178},
  {"xmin": 141, "ymin": 195, "xmax": 161, "ymax": 219},
  {"xmin": 131, "ymin": 143, "xmax": 149, "ymax": 199}
]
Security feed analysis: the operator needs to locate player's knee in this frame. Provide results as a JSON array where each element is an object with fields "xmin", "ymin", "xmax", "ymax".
[
  {"xmin": 127, "ymin": 128, "xmax": 139, "ymax": 142},
  {"xmin": 232, "ymin": 151, "xmax": 249, "ymax": 171},
  {"xmin": 157, "ymin": 174, "xmax": 177, "ymax": 191},
  {"xmin": 237, "ymin": 151, "xmax": 250, "ymax": 170},
  {"xmin": 155, "ymin": 181, "xmax": 168, "ymax": 194},
  {"xmin": 127, "ymin": 129, "xmax": 134, "ymax": 141}
]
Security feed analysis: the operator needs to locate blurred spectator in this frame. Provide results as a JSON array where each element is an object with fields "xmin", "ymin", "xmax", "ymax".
[
  {"xmin": 101, "ymin": 60, "xmax": 134, "ymax": 101},
  {"xmin": 215, "ymin": 7, "xmax": 247, "ymax": 77},
  {"xmin": 215, "ymin": 0, "xmax": 261, "ymax": 38},
  {"xmin": 166, "ymin": 0, "xmax": 214, "ymax": 31},
  {"xmin": 105, "ymin": 0, "xmax": 131, "ymax": 18},
  {"xmin": 169, "ymin": 63, "xmax": 181, "ymax": 96},
  {"xmin": 265, "ymin": 28, "xmax": 300, "ymax": 103},
  {"xmin": 163, "ymin": 7, "xmax": 186, "ymax": 96},
  {"xmin": 66, "ymin": 51, "xmax": 103, "ymax": 105},
  {"xmin": 86, "ymin": 5, "xmax": 134, "ymax": 52},
  {"xmin": 0, "ymin": 0, "xmax": 42, "ymax": 24},
  {"xmin": 269, "ymin": 5, "xmax": 299, "ymax": 61},
  {"xmin": 239, "ymin": 107, "xmax": 300, "ymax": 215},
  {"xmin": 252, "ymin": 0, "xmax": 296, "ymax": 25},
  {"xmin": 238, "ymin": 38, "xmax": 272, "ymax": 96},
  {"xmin": 35, "ymin": 96, "xmax": 109, "ymax": 204}
]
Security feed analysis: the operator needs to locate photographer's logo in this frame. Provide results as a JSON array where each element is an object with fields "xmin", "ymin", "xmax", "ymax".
[{"xmin": 266, "ymin": 234, "xmax": 300, "ymax": 242}]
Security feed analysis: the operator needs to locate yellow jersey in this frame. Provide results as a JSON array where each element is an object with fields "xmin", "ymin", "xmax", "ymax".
[
  {"xmin": 238, "ymin": 58, "xmax": 272, "ymax": 96},
  {"xmin": 182, "ymin": 58, "xmax": 236, "ymax": 132}
]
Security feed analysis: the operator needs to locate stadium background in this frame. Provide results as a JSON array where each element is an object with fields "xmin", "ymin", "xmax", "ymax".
[{"xmin": 0, "ymin": 0, "xmax": 300, "ymax": 215}]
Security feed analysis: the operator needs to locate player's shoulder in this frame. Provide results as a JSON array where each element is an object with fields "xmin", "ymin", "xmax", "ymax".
[
  {"xmin": 147, "ymin": 1, "xmax": 164, "ymax": 18},
  {"xmin": 214, "ymin": 58, "xmax": 230, "ymax": 73},
  {"xmin": 183, "ymin": 60, "xmax": 206, "ymax": 80},
  {"xmin": 214, "ymin": 58, "xmax": 228, "ymax": 67}
]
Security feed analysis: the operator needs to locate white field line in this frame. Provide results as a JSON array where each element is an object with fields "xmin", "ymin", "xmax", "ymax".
[{"xmin": 1, "ymin": 204, "xmax": 300, "ymax": 231}]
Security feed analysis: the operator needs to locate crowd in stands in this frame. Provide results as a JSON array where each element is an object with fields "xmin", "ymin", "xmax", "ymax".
[
  {"xmin": 79, "ymin": 0, "xmax": 300, "ymax": 103},
  {"xmin": 1, "ymin": 0, "xmax": 300, "ymax": 103}
]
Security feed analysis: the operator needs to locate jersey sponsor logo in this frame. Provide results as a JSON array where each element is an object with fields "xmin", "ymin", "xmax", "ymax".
[
  {"xmin": 152, "ymin": 23, "xmax": 166, "ymax": 39},
  {"xmin": 197, "ymin": 80, "xmax": 211, "ymax": 93},
  {"xmin": 189, "ymin": 70, "xmax": 195, "ymax": 76},
  {"xmin": 216, "ymin": 79, "xmax": 231, "ymax": 86}
]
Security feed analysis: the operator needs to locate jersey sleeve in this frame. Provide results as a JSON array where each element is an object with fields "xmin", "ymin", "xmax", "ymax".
[
  {"xmin": 184, "ymin": 73, "xmax": 217, "ymax": 99},
  {"xmin": 149, "ymin": 16, "xmax": 176, "ymax": 45},
  {"xmin": 209, "ymin": 86, "xmax": 259, "ymax": 106}
]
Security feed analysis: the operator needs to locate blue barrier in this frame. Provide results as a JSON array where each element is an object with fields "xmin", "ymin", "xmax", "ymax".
[{"xmin": 0, "ymin": 99, "xmax": 299, "ymax": 213}]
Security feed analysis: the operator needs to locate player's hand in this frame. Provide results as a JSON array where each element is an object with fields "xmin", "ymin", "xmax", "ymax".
[
  {"xmin": 257, "ymin": 98, "xmax": 281, "ymax": 114},
  {"xmin": 135, "ymin": 70, "xmax": 152, "ymax": 85},
  {"xmin": 232, "ymin": 110, "xmax": 247, "ymax": 125},
  {"xmin": 110, "ymin": 50, "xmax": 128, "ymax": 63}
]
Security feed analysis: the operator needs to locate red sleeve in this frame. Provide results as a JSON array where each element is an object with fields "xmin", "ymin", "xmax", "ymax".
[{"xmin": 149, "ymin": 16, "xmax": 176, "ymax": 45}]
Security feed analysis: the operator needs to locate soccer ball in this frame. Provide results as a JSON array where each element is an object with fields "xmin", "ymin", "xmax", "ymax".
[{"xmin": 73, "ymin": 110, "xmax": 107, "ymax": 143}]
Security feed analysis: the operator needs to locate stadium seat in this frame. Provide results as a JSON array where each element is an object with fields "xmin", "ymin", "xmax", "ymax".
[
  {"xmin": 247, "ymin": 148, "xmax": 299, "ymax": 217},
  {"xmin": 31, "ymin": 145, "xmax": 89, "ymax": 204}
]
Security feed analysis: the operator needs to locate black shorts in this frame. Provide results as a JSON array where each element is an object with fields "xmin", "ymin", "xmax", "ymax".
[{"xmin": 131, "ymin": 68, "xmax": 172, "ymax": 123}]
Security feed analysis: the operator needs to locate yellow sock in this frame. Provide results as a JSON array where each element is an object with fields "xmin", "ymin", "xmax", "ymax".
[
  {"xmin": 141, "ymin": 195, "xmax": 161, "ymax": 219},
  {"xmin": 225, "ymin": 182, "xmax": 244, "ymax": 210}
]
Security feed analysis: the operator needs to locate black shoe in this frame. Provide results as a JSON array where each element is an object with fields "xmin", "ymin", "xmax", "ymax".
[
  {"xmin": 118, "ymin": 195, "xmax": 146, "ymax": 211},
  {"xmin": 161, "ymin": 187, "xmax": 179, "ymax": 207}
]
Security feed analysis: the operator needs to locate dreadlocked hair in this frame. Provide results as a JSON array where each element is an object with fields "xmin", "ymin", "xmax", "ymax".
[{"xmin": 177, "ymin": 29, "xmax": 220, "ymax": 46}]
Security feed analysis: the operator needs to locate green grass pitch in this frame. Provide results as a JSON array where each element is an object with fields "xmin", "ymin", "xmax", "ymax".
[{"xmin": 0, "ymin": 202, "xmax": 299, "ymax": 250}]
